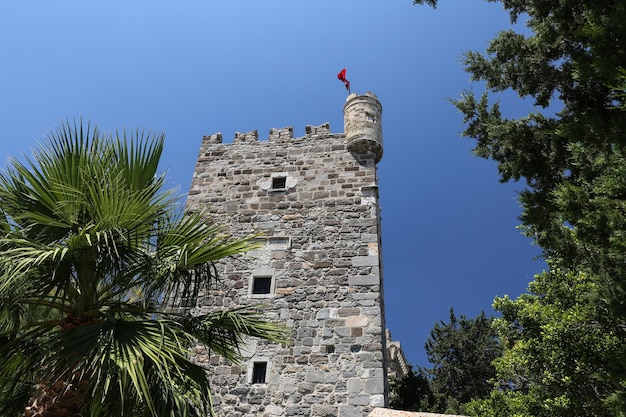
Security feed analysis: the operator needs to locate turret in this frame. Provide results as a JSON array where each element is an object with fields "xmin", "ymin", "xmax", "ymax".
[{"xmin": 343, "ymin": 91, "xmax": 383, "ymax": 163}]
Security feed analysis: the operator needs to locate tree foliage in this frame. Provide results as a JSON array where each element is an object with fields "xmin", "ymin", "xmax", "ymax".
[
  {"xmin": 466, "ymin": 258, "xmax": 622, "ymax": 417},
  {"xmin": 0, "ymin": 122, "xmax": 289, "ymax": 417},
  {"xmin": 425, "ymin": 309, "xmax": 502, "ymax": 413},
  {"xmin": 414, "ymin": 0, "xmax": 626, "ymax": 414},
  {"xmin": 389, "ymin": 367, "xmax": 435, "ymax": 412},
  {"xmin": 411, "ymin": 0, "xmax": 626, "ymax": 307}
]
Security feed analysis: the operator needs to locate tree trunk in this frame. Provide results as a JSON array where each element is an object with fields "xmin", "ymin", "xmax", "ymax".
[
  {"xmin": 25, "ymin": 375, "xmax": 90, "ymax": 417},
  {"xmin": 25, "ymin": 315, "xmax": 93, "ymax": 417}
]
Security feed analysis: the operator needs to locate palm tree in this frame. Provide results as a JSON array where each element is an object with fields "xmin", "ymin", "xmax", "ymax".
[{"xmin": 0, "ymin": 121, "xmax": 288, "ymax": 417}]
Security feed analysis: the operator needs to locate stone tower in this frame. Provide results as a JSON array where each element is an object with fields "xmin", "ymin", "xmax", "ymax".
[{"xmin": 186, "ymin": 92, "xmax": 390, "ymax": 417}]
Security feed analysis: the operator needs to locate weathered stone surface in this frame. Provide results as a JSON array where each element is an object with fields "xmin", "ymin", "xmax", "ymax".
[
  {"xmin": 369, "ymin": 395, "xmax": 386, "ymax": 407},
  {"xmin": 306, "ymin": 370, "xmax": 326, "ymax": 383},
  {"xmin": 348, "ymin": 275, "xmax": 379, "ymax": 286},
  {"xmin": 351, "ymin": 256, "xmax": 379, "ymax": 267},
  {"xmin": 339, "ymin": 404, "xmax": 364, "ymax": 417},
  {"xmin": 312, "ymin": 404, "xmax": 338, "ymax": 417},
  {"xmin": 365, "ymin": 377, "xmax": 385, "ymax": 394}
]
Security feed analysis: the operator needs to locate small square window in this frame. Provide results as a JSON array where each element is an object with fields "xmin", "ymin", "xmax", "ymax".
[
  {"xmin": 272, "ymin": 177, "xmax": 286, "ymax": 189},
  {"xmin": 252, "ymin": 276, "xmax": 272, "ymax": 295},
  {"xmin": 268, "ymin": 237, "xmax": 290, "ymax": 250},
  {"xmin": 252, "ymin": 362, "xmax": 267, "ymax": 384}
]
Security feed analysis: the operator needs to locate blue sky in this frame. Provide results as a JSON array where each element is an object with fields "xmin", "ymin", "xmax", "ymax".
[{"xmin": 0, "ymin": 1, "xmax": 542, "ymax": 367}]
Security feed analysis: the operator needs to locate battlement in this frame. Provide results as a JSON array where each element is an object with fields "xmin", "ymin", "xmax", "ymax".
[
  {"xmin": 200, "ymin": 92, "xmax": 383, "ymax": 164},
  {"xmin": 201, "ymin": 122, "xmax": 333, "ymax": 145}
]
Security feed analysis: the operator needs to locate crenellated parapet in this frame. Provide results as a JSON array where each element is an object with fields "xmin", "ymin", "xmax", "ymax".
[
  {"xmin": 201, "ymin": 122, "xmax": 334, "ymax": 146},
  {"xmin": 202, "ymin": 132, "xmax": 223, "ymax": 144},
  {"xmin": 198, "ymin": 92, "xmax": 383, "ymax": 167},
  {"xmin": 268, "ymin": 126, "xmax": 293, "ymax": 142},
  {"xmin": 234, "ymin": 130, "xmax": 258, "ymax": 143},
  {"xmin": 305, "ymin": 122, "xmax": 330, "ymax": 136}
]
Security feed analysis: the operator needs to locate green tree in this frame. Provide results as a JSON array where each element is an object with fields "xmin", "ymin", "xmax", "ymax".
[
  {"xmin": 425, "ymin": 309, "xmax": 502, "ymax": 413},
  {"xmin": 389, "ymin": 367, "xmax": 435, "ymax": 412},
  {"xmin": 465, "ymin": 258, "xmax": 622, "ymax": 417},
  {"xmin": 0, "ymin": 122, "xmax": 288, "ymax": 417},
  {"xmin": 411, "ymin": 0, "xmax": 626, "ymax": 315},
  {"xmin": 413, "ymin": 0, "xmax": 626, "ymax": 413}
]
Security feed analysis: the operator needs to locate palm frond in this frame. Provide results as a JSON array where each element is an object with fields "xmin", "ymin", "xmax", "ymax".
[
  {"xmin": 147, "ymin": 210, "xmax": 259, "ymax": 306},
  {"xmin": 179, "ymin": 307, "xmax": 290, "ymax": 364},
  {"xmin": 113, "ymin": 128, "xmax": 165, "ymax": 191},
  {"xmin": 52, "ymin": 318, "xmax": 213, "ymax": 417}
]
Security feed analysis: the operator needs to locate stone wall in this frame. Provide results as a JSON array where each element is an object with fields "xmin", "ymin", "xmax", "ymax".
[{"xmin": 186, "ymin": 122, "xmax": 387, "ymax": 417}]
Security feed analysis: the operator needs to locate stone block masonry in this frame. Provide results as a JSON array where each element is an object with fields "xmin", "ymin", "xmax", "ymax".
[{"xmin": 186, "ymin": 93, "xmax": 389, "ymax": 417}]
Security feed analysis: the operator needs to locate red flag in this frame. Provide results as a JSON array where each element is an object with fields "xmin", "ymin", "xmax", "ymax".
[{"xmin": 337, "ymin": 68, "xmax": 350, "ymax": 91}]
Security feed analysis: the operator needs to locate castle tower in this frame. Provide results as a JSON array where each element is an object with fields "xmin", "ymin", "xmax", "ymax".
[{"xmin": 186, "ymin": 92, "xmax": 390, "ymax": 417}]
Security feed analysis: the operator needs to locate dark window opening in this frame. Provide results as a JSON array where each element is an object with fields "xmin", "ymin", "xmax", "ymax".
[
  {"xmin": 252, "ymin": 362, "xmax": 267, "ymax": 384},
  {"xmin": 252, "ymin": 276, "xmax": 272, "ymax": 295},
  {"xmin": 272, "ymin": 177, "xmax": 286, "ymax": 189}
]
